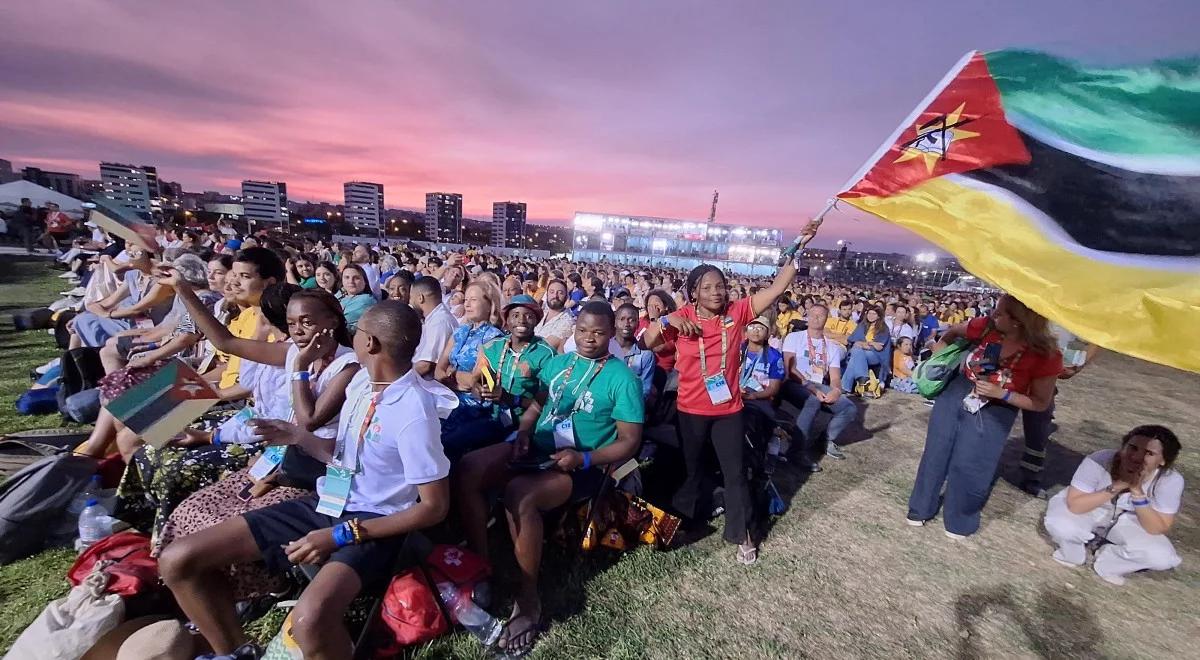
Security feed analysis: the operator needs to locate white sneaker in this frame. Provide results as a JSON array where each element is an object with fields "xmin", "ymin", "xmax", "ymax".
[
  {"xmin": 61, "ymin": 286, "xmax": 86, "ymax": 297},
  {"xmin": 905, "ymin": 517, "xmax": 927, "ymax": 527},
  {"xmin": 57, "ymin": 271, "xmax": 79, "ymax": 279},
  {"xmin": 944, "ymin": 531, "xmax": 968, "ymax": 540},
  {"xmin": 48, "ymin": 298, "xmax": 74, "ymax": 312},
  {"xmin": 34, "ymin": 358, "xmax": 60, "ymax": 375},
  {"xmin": 1051, "ymin": 550, "xmax": 1081, "ymax": 568}
]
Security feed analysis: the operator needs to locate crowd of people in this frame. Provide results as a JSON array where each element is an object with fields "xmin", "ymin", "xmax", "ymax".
[{"xmin": 16, "ymin": 219, "xmax": 1185, "ymax": 659}]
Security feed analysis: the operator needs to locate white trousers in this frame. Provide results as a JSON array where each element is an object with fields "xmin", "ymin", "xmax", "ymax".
[{"xmin": 1044, "ymin": 491, "xmax": 1181, "ymax": 578}]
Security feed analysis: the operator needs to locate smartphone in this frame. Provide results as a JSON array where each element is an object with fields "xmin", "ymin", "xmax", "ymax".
[
  {"xmin": 237, "ymin": 481, "xmax": 255, "ymax": 502},
  {"xmin": 979, "ymin": 343, "xmax": 1003, "ymax": 373}
]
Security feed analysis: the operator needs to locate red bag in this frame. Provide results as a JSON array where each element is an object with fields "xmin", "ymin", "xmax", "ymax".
[
  {"xmin": 67, "ymin": 531, "xmax": 159, "ymax": 597},
  {"xmin": 372, "ymin": 544, "xmax": 491, "ymax": 656}
]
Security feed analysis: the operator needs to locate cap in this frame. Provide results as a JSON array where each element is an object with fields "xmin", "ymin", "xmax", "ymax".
[
  {"xmin": 748, "ymin": 316, "xmax": 771, "ymax": 329},
  {"xmin": 502, "ymin": 294, "xmax": 543, "ymax": 323},
  {"xmin": 225, "ymin": 239, "xmax": 242, "ymax": 250}
]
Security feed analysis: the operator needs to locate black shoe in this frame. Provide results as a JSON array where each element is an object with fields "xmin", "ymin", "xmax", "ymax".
[
  {"xmin": 1020, "ymin": 479, "xmax": 1048, "ymax": 500},
  {"xmin": 797, "ymin": 458, "xmax": 823, "ymax": 473}
]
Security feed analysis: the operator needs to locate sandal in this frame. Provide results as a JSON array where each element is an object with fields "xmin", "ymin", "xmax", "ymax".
[
  {"xmin": 498, "ymin": 613, "xmax": 545, "ymax": 658},
  {"xmin": 736, "ymin": 542, "xmax": 758, "ymax": 565}
]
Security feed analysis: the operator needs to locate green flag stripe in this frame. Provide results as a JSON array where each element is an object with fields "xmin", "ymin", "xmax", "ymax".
[{"xmin": 985, "ymin": 50, "xmax": 1200, "ymax": 162}]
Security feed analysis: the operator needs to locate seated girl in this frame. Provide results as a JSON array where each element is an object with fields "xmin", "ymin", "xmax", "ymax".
[
  {"xmin": 1044, "ymin": 425, "xmax": 1183, "ymax": 586},
  {"xmin": 889, "ymin": 336, "xmax": 918, "ymax": 393},
  {"xmin": 337, "ymin": 263, "xmax": 377, "ymax": 332}
]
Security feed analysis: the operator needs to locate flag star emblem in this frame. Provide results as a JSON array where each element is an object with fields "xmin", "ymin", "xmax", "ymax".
[{"xmin": 894, "ymin": 102, "xmax": 981, "ymax": 172}]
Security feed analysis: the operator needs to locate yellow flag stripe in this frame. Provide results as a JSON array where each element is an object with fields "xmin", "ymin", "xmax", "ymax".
[{"xmin": 842, "ymin": 177, "xmax": 1200, "ymax": 373}]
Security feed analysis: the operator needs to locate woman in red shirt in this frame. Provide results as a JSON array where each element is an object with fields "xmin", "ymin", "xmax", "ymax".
[
  {"xmin": 907, "ymin": 294, "xmax": 1062, "ymax": 539},
  {"xmin": 643, "ymin": 259, "xmax": 798, "ymax": 564}
]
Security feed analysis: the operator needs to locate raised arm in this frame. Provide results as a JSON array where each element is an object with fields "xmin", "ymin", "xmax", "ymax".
[
  {"xmin": 750, "ymin": 260, "xmax": 798, "ymax": 317},
  {"xmin": 157, "ymin": 266, "xmax": 289, "ymax": 366}
]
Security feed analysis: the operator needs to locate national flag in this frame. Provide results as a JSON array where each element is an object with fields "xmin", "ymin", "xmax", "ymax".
[
  {"xmin": 105, "ymin": 359, "xmax": 220, "ymax": 449},
  {"xmin": 837, "ymin": 49, "xmax": 1200, "ymax": 373},
  {"xmin": 87, "ymin": 198, "xmax": 160, "ymax": 253}
]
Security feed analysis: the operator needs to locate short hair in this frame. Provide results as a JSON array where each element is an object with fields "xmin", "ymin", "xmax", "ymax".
[
  {"xmin": 685, "ymin": 264, "xmax": 725, "ymax": 301},
  {"xmin": 410, "ymin": 276, "xmax": 443, "ymax": 302},
  {"xmin": 616, "ymin": 303, "xmax": 640, "ymax": 317},
  {"xmin": 209, "ymin": 254, "xmax": 234, "ymax": 271},
  {"xmin": 390, "ymin": 270, "xmax": 415, "ymax": 285},
  {"xmin": 261, "ymin": 283, "xmax": 303, "ymax": 333},
  {"xmin": 578, "ymin": 301, "xmax": 616, "ymax": 327},
  {"xmin": 358, "ymin": 300, "xmax": 422, "ymax": 362},
  {"xmin": 235, "ymin": 246, "xmax": 286, "ymax": 283}
]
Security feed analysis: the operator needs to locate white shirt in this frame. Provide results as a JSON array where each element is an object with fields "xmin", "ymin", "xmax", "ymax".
[
  {"xmin": 335, "ymin": 369, "xmax": 456, "ymax": 515},
  {"xmin": 562, "ymin": 335, "xmax": 626, "ymax": 360},
  {"xmin": 782, "ymin": 331, "xmax": 845, "ymax": 384},
  {"xmin": 358, "ymin": 262, "xmax": 382, "ymax": 299},
  {"xmin": 1070, "ymin": 449, "xmax": 1184, "ymax": 515},
  {"xmin": 886, "ymin": 318, "xmax": 916, "ymax": 342},
  {"xmin": 415, "ymin": 304, "xmax": 460, "ymax": 367},
  {"xmin": 1051, "ymin": 323, "xmax": 1089, "ymax": 368},
  {"xmin": 284, "ymin": 343, "xmax": 360, "ymax": 438},
  {"xmin": 216, "ymin": 357, "xmax": 290, "ymax": 445}
]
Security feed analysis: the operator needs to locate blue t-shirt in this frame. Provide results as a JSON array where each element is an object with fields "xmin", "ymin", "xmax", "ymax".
[
  {"xmin": 740, "ymin": 344, "xmax": 785, "ymax": 392},
  {"xmin": 622, "ymin": 343, "xmax": 657, "ymax": 398},
  {"xmin": 919, "ymin": 314, "xmax": 940, "ymax": 346}
]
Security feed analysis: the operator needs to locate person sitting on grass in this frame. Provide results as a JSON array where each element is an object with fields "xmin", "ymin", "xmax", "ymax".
[
  {"xmin": 889, "ymin": 336, "xmax": 918, "ymax": 394},
  {"xmin": 780, "ymin": 304, "xmax": 858, "ymax": 469},
  {"xmin": 159, "ymin": 301, "xmax": 455, "ymax": 660},
  {"xmin": 1044, "ymin": 425, "xmax": 1183, "ymax": 586},
  {"xmin": 740, "ymin": 316, "xmax": 786, "ymax": 452},
  {"xmin": 841, "ymin": 305, "xmax": 892, "ymax": 394},
  {"xmin": 453, "ymin": 302, "xmax": 644, "ymax": 658}
]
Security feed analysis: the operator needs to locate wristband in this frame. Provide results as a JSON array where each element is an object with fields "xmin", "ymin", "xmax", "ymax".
[
  {"xmin": 332, "ymin": 522, "xmax": 354, "ymax": 548},
  {"xmin": 1131, "ymin": 498, "xmax": 1150, "ymax": 508},
  {"xmin": 211, "ymin": 429, "xmax": 221, "ymax": 447},
  {"xmin": 582, "ymin": 451, "xmax": 592, "ymax": 470},
  {"xmin": 659, "ymin": 316, "xmax": 670, "ymax": 329},
  {"xmin": 292, "ymin": 371, "xmax": 311, "ymax": 382},
  {"xmin": 1002, "ymin": 390, "xmax": 1012, "ymax": 402}
]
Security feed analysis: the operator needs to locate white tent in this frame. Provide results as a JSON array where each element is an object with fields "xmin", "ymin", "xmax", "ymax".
[{"xmin": 0, "ymin": 180, "xmax": 86, "ymax": 215}]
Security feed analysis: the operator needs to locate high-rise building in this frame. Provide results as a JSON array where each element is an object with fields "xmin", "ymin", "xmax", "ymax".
[
  {"xmin": 0, "ymin": 159, "xmax": 15, "ymax": 184},
  {"xmin": 344, "ymin": 182, "xmax": 384, "ymax": 231},
  {"xmin": 491, "ymin": 201, "xmax": 527, "ymax": 249},
  {"xmin": 241, "ymin": 180, "xmax": 289, "ymax": 228},
  {"xmin": 21, "ymin": 167, "xmax": 83, "ymax": 198},
  {"xmin": 99, "ymin": 162, "xmax": 159, "ymax": 213},
  {"xmin": 425, "ymin": 192, "xmax": 463, "ymax": 242}
]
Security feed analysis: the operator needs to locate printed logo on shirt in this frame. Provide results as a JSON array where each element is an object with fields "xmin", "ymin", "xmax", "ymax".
[{"xmin": 576, "ymin": 391, "xmax": 595, "ymax": 414}]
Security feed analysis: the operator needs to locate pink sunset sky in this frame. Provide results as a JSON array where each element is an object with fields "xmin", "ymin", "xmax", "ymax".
[{"xmin": 1, "ymin": 1, "xmax": 1195, "ymax": 251}]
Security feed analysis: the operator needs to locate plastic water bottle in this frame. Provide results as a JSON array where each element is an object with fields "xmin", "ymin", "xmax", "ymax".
[
  {"xmin": 68, "ymin": 475, "xmax": 101, "ymax": 519},
  {"xmin": 78, "ymin": 498, "xmax": 111, "ymax": 550},
  {"xmin": 438, "ymin": 582, "xmax": 501, "ymax": 647}
]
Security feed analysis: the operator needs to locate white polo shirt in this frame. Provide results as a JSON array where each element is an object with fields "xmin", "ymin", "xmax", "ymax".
[
  {"xmin": 335, "ymin": 369, "xmax": 456, "ymax": 516},
  {"xmin": 1070, "ymin": 449, "xmax": 1184, "ymax": 515},
  {"xmin": 415, "ymin": 304, "xmax": 460, "ymax": 368}
]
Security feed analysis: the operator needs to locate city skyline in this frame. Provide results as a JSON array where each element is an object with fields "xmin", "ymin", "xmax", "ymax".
[{"xmin": 1, "ymin": 1, "xmax": 1195, "ymax": 251}]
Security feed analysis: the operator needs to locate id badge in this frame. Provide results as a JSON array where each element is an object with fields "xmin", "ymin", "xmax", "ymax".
[
  {"xmin": 808, "ymin": 366, "xmax": 826, "ymax": 384},
  {"xmin": 962, "ymin": 392, "xmax": 987, "ymax": 414},
  {"xmin": 248, "ymin": 445, "xmax": 286, "ymax": 481},
  {"xmin": 315, "ymin": 465, "xmax": 353, "ymax": 516},
  {"xmin": 704, "ymin": 374, "xmax": 733, "ymax": 405},
  {"xmin": 743, "ymin": 377, "xmax": 763, "ymax": 392},
  {"xmin": 553, "ymin": 418, "xmax": 575, "ymax": 449}
]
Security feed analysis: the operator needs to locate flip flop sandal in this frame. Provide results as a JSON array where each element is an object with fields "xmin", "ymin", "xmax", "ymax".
[
  {"xmin": 499, "ymin": 614, "xmax": 546, "ymax": 658},
  {"xmin": 737, "ymin": 544, "xmax": 759, "ymax": 565}
]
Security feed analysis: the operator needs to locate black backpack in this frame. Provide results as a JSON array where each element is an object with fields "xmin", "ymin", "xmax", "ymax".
[{"xmin": 57, "ymin": 347, "xmax": 105, "ymax": 417}]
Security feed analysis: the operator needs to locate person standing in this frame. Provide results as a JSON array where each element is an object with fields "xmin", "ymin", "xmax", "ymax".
[
  {"xmin": 642, "ymin": 253, "xmax": 799, "ymax": 564},
  {"xmin": 906, "ymin": 295, "xmax": 1061, "ymax": 539},
  {"xmin": 1018, "ymin": 325, "xmax": 1101, "ymax": 497}
]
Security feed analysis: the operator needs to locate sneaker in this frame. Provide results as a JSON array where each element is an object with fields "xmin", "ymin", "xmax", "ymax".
[
  {"xmin": 797, "ymin": 458, "xmax": 822, "ymax": 473},
  {"xmin": 825, "ymin": 442, "xmax": 846, "ymax": 460},
  {"xmin": 944, "ymin": 531, "xmax": 968, "ymax": 540},
  {"xmin": 1051, "ymin": 550, "xmax": 1081, "ymax": 569},
  {"xmin": 48, "ymin": 297, "xmax": 75, "ymax": 312},
  {"xmin": 905, "ymin": 517, "xmax": 927, "ymax": 527},
  {"xmin": 34, "ymin": 358, "xmax": 60, "ymax": 375},
  {"xmin": 60, "ymin": 286, "xmax": 86, "ymax": 297},
  {"xmin": 57, "ymin": 271, "xmax": 78, "ymax": 279},
  {"xmin": 922, "ymin": 399, "xmax": 935, "ymax": 407},
  {"xmin": 1020, "ymin": 480, "xmax": 1048, "ymax": 500}
]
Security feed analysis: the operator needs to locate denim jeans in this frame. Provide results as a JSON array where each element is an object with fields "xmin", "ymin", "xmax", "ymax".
[
  {"xmin": 842, "ymin": 347, "xmax": 884, "ymax": 392},
  {"xmin": 780, "ymin": 380, "xmax": 857, "ymax": 456}
]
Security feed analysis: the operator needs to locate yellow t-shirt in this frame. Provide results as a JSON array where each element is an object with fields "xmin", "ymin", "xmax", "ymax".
[
  {"xmin": 775, "ymin": 310, "xmax": 800, "ymax": 338},
  {"xmin": 218, "ymin": 307, "xmax": 264, "ymax": 390},
  {"xmin": 824, "ymin": 317, "xmax": 857, "ymax": 345},
  {"xmin": 893, "ymin": 351, "xmax": 914, "ymax": 378}
]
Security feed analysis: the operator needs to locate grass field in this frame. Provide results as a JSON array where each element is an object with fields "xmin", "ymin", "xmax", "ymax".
[{"xmin": 1, "ymin": 260, "xmax": 1197, "ymax": 658}]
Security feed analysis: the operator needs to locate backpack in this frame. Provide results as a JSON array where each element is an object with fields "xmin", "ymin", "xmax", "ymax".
[
  {"xmin": 16, "ymin": 387, "xmax": 61, "ymax": 416},
  {"xmin": 0, "ymin": 447, "xmax": 98, "ymax": 565},
  {"xmin": 914, "ymin": 339, "xmax": 972, "ymax": 399},
  {"xmin": 57, "ymin": 347, "xmax": 104, "ymax": 417},
  {"xmin": 67, "ymin": 531, "xmax": 159, "ymax": 598},
  {"xmin": 54, "ymin": 310, "xmax": 78, "ymax": 350},
  {"xmin": 11, "ymin": 307, "xmax": 55, "ymax": 331},
  {"xmin": 372, "ymin": 544, "xmax": 492, "ymax": 656}
]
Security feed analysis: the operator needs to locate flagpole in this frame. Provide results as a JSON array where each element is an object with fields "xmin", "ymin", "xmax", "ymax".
[{"xmin": 777, "ymin": 198, "xmax": 836, "ymax": 266}]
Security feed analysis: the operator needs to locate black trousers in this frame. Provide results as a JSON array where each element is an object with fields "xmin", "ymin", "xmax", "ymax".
[{"xmin": 673, "ymin": 410, "xmax": 750, "ymax": 545}]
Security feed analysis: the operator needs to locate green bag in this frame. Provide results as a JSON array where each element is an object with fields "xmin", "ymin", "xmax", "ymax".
[{"xmin": 914, "ymin": 339, "xmax": 972, "ymax": 399}]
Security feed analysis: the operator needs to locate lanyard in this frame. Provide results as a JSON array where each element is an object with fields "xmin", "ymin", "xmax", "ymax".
[
  {"xmin": 496, "ymin": 339, "xmax": 531, "ymax": 393},
  {"xmin": 548, "ymin": 355, "xmax": 609, "ymax": 419},
  {"xmin": 335, "ymin": 383, "xmax": 385, "ymax": 472},
  {"xmin": 696, "ymin": 307, "xmax": 729, "ymax": 378},
  {"xmin": 740, "ymin": 343, "xmax": 763, "ymax": 382}
]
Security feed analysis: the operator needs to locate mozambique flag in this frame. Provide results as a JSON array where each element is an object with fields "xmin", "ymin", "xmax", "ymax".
[
  {"xmin": 88, "ymin": 197, "xmax": 159, "ymax": 253},
  {"xmin": 105, "ymin": 359, "xmax": 220, "ymax": 448},
  {"xmin": 837, "ymin": 50, "xmax": 1200, "ymax": 373}
]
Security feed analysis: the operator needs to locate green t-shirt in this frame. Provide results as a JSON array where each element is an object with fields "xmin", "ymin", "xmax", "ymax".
[
  {"xmin": 299, "ymin": 277, "xmax": 318, "ymax": 289},
  {"xmin": 532, "ymin": 353, "xmax": 644, "ymax": 457},
  {"xmin": 481, "ymin": 335, "xmax": 556, "ymax": 420}
]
